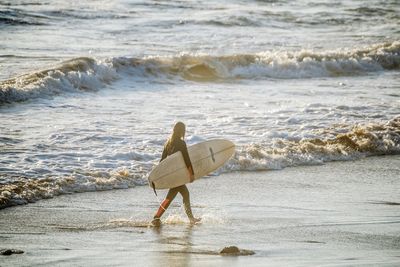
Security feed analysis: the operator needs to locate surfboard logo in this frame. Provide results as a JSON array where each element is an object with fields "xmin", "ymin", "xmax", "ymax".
[{"xmin": 209, "ymin": 147, "xmax": 216, "ymax": 163}]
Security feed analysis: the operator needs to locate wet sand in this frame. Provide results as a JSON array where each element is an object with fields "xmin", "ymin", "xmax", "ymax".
[{"xmin": 1, "ymin": 155, "xmax": 400, "ymax": 266}]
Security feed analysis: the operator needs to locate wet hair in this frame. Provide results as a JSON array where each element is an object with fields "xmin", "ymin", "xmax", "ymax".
[{"xmin": 165, "ymin": 122, "xmax": 186, "ymax": 152}]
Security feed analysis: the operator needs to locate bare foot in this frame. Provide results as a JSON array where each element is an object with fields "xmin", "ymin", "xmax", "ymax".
[
  {"xmin": 150, "ymin": 218, "xmax": 161, "ymax": 227},
  {"xmin": 190, "ymin": 217, "xmax": 201, "ymax": 225}
]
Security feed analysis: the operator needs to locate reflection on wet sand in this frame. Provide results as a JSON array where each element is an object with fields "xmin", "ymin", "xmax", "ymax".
[{"xmin": 152, "ymin": 224, "xmax": 194, "ymax": 266}]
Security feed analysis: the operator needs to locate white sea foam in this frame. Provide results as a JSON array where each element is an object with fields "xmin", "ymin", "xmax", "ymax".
[
  {"xmin": 164, "ymin": 214, "xmax": 188, "ymax": 225},
  {"xmin": 1, "ymin": 42, "xmax": 399, "ymax": 105},
  {"xmin": 1, "ymin": 117, "xmax": 399, "ymax": 209}
]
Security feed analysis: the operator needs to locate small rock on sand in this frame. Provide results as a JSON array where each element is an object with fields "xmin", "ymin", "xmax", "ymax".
[
  {"xmin": 220, "ymin": 246, "xmax": 254, "ymax": 256},
  {"xmin": 0, "ymin": 249, "xmax": 24, "ymax": 256}
]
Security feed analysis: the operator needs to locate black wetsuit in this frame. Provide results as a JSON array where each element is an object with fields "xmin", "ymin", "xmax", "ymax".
[
  {"xmin": 154, "ymin": 138, "xmax": 195, "ymax": 220},
  {"xmin": 160, "ymin": 138, "xmax": 194, "ymax": 173}
]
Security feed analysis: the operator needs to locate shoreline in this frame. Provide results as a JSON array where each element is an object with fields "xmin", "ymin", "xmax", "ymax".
[{"xmin": 1, "ymin": 155, "xmax": 400, "ymax": 266}]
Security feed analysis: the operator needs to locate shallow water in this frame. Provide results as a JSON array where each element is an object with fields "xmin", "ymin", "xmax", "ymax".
[
  {"xmin": 0, "ymin": 0, "xmax": 399, "ymax": 207},
  {"xmin": 1, "ymin": 156, "xmax": 399, "ymax": 266}
]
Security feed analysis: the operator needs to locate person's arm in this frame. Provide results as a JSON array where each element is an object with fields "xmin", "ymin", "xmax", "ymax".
[{"xmin": 180, "ymin": 141, "xmax": 195, "ymax": 182}]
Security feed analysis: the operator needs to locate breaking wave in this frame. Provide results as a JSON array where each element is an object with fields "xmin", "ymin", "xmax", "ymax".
[
  {"xmin": 227, "ymin": 117, "xmax": 400, "ymax": 172},
  {"xmin": 0, "ymin": 57, "xmax": 119, "ymax": 104},
  {"xmin": 0, "ymin": 117, "xmax": 399, "ymax": 209},
  {"xmin": 1, "ymin": 41, "xmax": 399, "ymax": 105}
]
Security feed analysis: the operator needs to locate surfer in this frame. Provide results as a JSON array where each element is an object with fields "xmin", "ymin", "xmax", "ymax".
[{"xmin": 151, "ymin": 122, "xmax": 201, "ymax": 227}]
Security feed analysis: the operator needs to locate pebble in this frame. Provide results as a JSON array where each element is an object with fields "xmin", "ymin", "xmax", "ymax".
[
  {"xmin": 0, "ymin": 249, "xmax": 24, "ymax": 256},
  {"xmin": 220, "ymin": 246, "xmax": 255, "ymax": 256}
]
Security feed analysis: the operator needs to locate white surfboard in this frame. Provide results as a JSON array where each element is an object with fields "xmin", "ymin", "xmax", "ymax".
[{"xmin": 148, "ymin": 139, "xmax": 235, "ymax": 190}]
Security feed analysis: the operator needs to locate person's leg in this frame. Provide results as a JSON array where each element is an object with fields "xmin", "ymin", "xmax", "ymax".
[
  {"xmin": 178, "ymin": 185, "xmax": 200, "ymax": 223},
  {"xmin": 153, "ymin": 187, "xmax": 179, "ymax": 221}
]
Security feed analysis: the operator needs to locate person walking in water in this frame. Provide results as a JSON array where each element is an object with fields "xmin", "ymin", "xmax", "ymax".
[{"xmin": 151, "ymin": 122, "xmax": 201, "ymax": 227}]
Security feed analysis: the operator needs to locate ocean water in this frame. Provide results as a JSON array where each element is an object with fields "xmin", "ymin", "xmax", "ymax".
[{"xmin": 0, "ymin": 0, "xmax": 399, "ymax": 208}]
